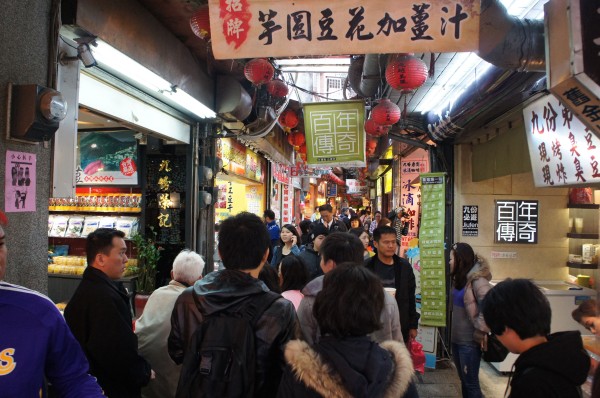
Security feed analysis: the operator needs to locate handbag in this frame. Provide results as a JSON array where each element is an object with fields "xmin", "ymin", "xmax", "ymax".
[{"xmin": 482, "ymin": 333, "xmax": 509, "ymax": 363}]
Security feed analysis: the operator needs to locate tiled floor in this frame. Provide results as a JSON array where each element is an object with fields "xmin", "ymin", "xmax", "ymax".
[{"xmin": 416, "ymin": 359, "xmax": 509, "ymax": 397}]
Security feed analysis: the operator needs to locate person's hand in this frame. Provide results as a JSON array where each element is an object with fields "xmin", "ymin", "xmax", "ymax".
[
  {"xmin": 409, "ymin": 328, "xmax": 418, "ymax": 340},
  {"xmin": 291, "ymin": 235, "xmax": 297, "ymax": 246},
  {"xmin": 150, "ymin": 369, "xmax": 156, "ymax": 380}
]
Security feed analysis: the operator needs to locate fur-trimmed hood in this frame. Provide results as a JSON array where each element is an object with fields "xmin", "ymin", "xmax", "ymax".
[
  {"xmin": 464, "ymin": 259, "xmax": 492, "ymax": 333},
  {"xmin": 283, "ymin": 337, "xmax": 415, "ymax": 398}
]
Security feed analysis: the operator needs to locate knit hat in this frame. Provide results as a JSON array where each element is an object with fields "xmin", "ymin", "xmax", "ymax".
[{"xmin": 309, "ymin": 223, "xmax": 329, "ymax": 242}]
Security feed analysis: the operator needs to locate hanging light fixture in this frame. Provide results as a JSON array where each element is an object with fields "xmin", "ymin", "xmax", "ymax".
[
  {"xmin": 266, "ymin": 79, "xmax": 289, "ymax": 98},
  {"xmin": 386, "ymin": 53, "xmax": 429, "ymax": 92},
  {"xmin": 278, "ymin": 108, "xmax": 299, "ymax": 129},
  {"xmin": 287, "ymin": 130, "xmax": 305, "ymax": 147},
  {"xmin": 364, "ymin": 118, "xmax": 389, "ymax": 137},
  {"xmin": 244, "ymin": 58, "xmax": 274, "ymax": 85},
  {"xmin": 190, "ymin": 5, "xmax": 211, "ymax": 40},
  {"xmin": 371, "ymin": 98, "xmax": 401, "ymax": 126}
]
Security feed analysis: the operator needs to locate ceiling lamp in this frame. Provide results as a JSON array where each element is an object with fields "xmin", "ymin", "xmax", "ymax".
[
  {"xmin": 279, "ymin": 108, "xmax": 299, "ymax": 129},
  {"xmin": 266, "ymin": 79, "xmax": 289, "ymax": 98},
  {"xmin": 287, "ymin": 130, "xmax": 305, "ymax": 147},
  {"xmin": 190, "ymin": 6, "xmax": 211, "ymax": 40},
  {"xmin": 371, "ymin": 99, "xmax": 401, "ymax": 126},
  {"xmin": 364, "ymin": 118, "xmax": 389, "ymax": 137},
  {"xmin": 386, "ymin": 54, "xmax": 429, "ymax": 92},
  {"xmin": 244, "ymin": 58, "xmax": 274, "ymax": 85}
]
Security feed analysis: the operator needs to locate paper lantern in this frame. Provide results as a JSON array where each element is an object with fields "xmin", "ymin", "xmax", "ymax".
[
  {"xmin": 298, "ymin": 143, "xmax": 307, "ymax": 155},
  {"xmin": 244, "ymin": 58, "xmax": 274, "ymax": 85},
  {"xmin": 364, "ymin": 119, "xmax": 389, "ymax": 137},
  {"xmin": 190, "ymin": 6, "xmax": 211, "ymax": 40},
  {"xmin": 386, "ymin": 54, "xmax": 428, "ymax": 92},
  {"xmin": 366, "ymin": 138, "xmax": 378, "ymax": 156},
  {"xmin": 279, "ymin": 109, "xmax": 299, "ymax": 129},
  {"xmin": 371, "ymin": 99, "xmax": 401, "ymax": 126},
  {"xmin": 287, "ymin": 130, "xmax": 305, "ymax": 147},
  {"xmin": 266, "ymin": 79, "xmax": 289, "ymax": 98}
]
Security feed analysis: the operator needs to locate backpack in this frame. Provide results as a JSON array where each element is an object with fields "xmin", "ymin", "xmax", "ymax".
[{"xmin": 175, "ymin": 291, "xmax": 281, "ymax": 398}]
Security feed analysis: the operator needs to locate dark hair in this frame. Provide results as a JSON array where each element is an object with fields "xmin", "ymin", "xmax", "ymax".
[
  {"xmin": 263, "ymin": 209, "xmax": 275, "ymax": 220},
  {"xmin": 299, "ymin": 219, "xmax": 312, "ymax": 234},
  {"xmin": 359, "ymin": 210, "xmax": 366, "ymax": 216},
  {"xmin": 219, "ymin": 212, "xmax": 270, "ymax": 270},
  {"xmin": 349, "ymin": 215, "xmax": 362, "ymax": 227},
  {"xmin": 280, "ymin": 256, "xmax": 309, "ymax": 292},
  {"xmin": 572, "ymin": 299, "xmax": 598, "ymax": 324},
  {"xmin": 349, "ymin": 227, "xmax": 368, "ymax": 240},
  {"xmin": 373, "ymin": 225, "xmax": 396, "ymax": 242},
  {"xmin": 320, "ymin": 232, "xmax": 363, "ymax": 264},
  {"xmin": 279, "ymin": 224, "xmax": 301, "ymax": 246},
  {"xmin": 258, "ymin": 265, "xmax": 281, "ymax": 293},
  {"xmin": 374, "ymin": 210, "xmax": 381, "ymax": 215},
  {"xmin": 482, "ymin": 278, "xmax": 551, "ymax": 339},
  {"xmin": 86, "ymin": 228, "xmax": 126, "ymax": 266},
  {"xmin": 314, "ymin": 263, "xmax": 384, "ymax": 337},
  {"xmin": 450, "ymin": 242, "xmax": 477, "ymax": 290},
  {"xmin": 319, "ymin": 204, "xmax": 333, "ymax": 213},
  {"xmin": 379, "ymin": 217, "xmax": 392, "ymax": 227}
]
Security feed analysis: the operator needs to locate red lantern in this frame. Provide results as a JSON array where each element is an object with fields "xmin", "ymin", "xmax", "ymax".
[
  {"xmin": 366, "ymin": 138, "xmax": 378, "ymax": 156},
  {"xmin": 364, "ymin": 119, "xmax": 389, "ymax": 137},
  {"xmin": 298, "ymin": 143, "xmax": 307, "ymax": 155},
  {"xmin": 244, "ymin": 58, "xmax": 274, "ymax": 85},
  {"xmin": 299, "ymin": 152, "xmax": 307, "ymax": 162},
  {"xmin": 371, "ymin": 99, "xmax": 401, "ymax": 126},
  {"xmin": 266, "ymin": 79, "xmax": 289, "ymax": 98},
  {"xmin": 287, "ymin": 131, "xmax": 305, "ymax": 147},
  {"xmin": 190, "ymin": 6, "xmax": 211, "ymax": 40},
  {"xmin": 385, "ymin": 54, "xmax": 428, "ymax": 92},
  {"xmin": 279, "ymin": 109, "xmax": 299, "ymax": 129}
]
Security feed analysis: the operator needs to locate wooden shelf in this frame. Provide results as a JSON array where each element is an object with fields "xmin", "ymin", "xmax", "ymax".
[
  {"xmin": 567, "ymin": 203, "xmax": 600, "ymax": 209},
  {"xmin": 567, "ymin": 262, "xmax": 598, "ymax": 269},
  {"xmin": 49, "ymin": 209, "xmax": 141, "ymax": 214},
  {"xmin": 567, "ymin": 233, "xmax": 600, "ymax": 239}
]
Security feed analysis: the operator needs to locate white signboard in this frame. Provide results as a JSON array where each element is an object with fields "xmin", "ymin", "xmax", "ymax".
[
  {"xmin": 523, "ymin": 93, "xmax": 600, "ymax": 187},
  {"xmin": 346, "ymin": 179, "xmax": 367, "ymax": 194}
]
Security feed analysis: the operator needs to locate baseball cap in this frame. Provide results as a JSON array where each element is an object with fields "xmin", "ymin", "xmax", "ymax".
[{"xmin": 309, "ymin": 223, "xmax": 329, "ymax": 242}]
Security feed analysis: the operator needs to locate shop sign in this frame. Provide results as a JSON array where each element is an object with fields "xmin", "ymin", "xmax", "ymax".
[
  {"xmin": 5, "ymin": 150, "xmax": 36, "ymax": 212},
  {"xmin": 282, "ymin": 184, "xmax": 293, "ymax": 224},
  {"xmin": 494, "ymin": 200, "xmax": 538, "ymax": 244},
  {"xmin": 220, "ymin": 138, "xmax": 247, "ymax": 177},
  {"xmin": 76, "ymin": 131, "xmax": 139, "ymax": 186},
  {"xmin": 401, "ymin": 159, "xmax": 428, "ymax": 174},
  {"xmin": 346, "ymin": 179, "xmax": 367, "ymax": 194},
  {"xmin": 304, "ymin": 100, "xmax": 365, "ymax": 167},
  {"xmin": 272, "ymin": 162, "xmax": 290, "ymax": 184},
  {"xmin": 461, "ymin": 205, "xmax": 478, "ymax": 237},
  {"xmin": 398, "ymin": 155, "xmax": 427, "ymax": 256},
  {"xmin": 326, "ymin": 183, "xmax": 337, "ymax": 197},
  {"xmin": 208, "ymin": 0, "xmax": 480, "ymax": 59},
  {"xmin": 523, "ymin": 93, "xmax": 600, "ymax": 187},
  {"xmin": 289, "ymin": 163, "xmax": 331, "ymax": 178}
]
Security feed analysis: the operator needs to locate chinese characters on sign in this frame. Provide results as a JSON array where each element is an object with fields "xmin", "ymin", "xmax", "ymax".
[
  {"xmin": 494, "ymin": 200, "xmax": 538, "ymax": 244},
  {"xmin": 303, "ymin": 100, "xmax": 365, "ymax": 167},
  {"xmin": 289, "ymin": 163, "xmax": 331, "ymax": 177},
  {"xmin": 524, "ymin": 93, "xmax": 600, "ymax": 187},
  {"xmin": 157, "ymin": 159, "xmax": 172, "ymax": 228},
  {"xmin": 326, "ymin": 183, "xmax": 337, "ymax": 197},
  {"xmin": 346, "ymin": 179, "xmax": 367, "ymax": 194},
  {"xmin": 399, "ymin": 158, "xmax": 427, "ymax": 255},
  {"xmin": 418, "ymin": 173, "xmax": 446, "ymax": 327},
  {"xmin": 282, "ymin": 184, "xmax": 292, "ymax": 224},
  {"xmin": 4, "ymin": 150, "xmax": 36, "ymax": 212},
  {"xmin": 462, "ymin": 205, "xmax": 478, "ymax": 237},
  {"xmin": 208, "ymin": 0, "xmax": 480, "ymax": 59}
]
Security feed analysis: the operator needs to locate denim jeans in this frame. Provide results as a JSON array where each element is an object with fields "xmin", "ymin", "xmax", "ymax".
[{"xmin": 452, "ymin": 343, "xmax": 483, "ymax": 398}]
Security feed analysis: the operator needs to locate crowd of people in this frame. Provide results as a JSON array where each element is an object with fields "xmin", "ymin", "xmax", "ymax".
[{"xmin": 1, "ymin": 205, "xmax": 599, "ymax": 397}]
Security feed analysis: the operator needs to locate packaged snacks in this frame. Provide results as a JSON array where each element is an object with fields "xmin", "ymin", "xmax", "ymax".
[
  {"xmin": 48, "ymin": 215, "xmax": 55, "ymax": 236},
  {"xmin": 116, "ymin": 217, "xmax": 139, "ymax": 239},
  {"xmin": 66, "ymin": 216, "xmax": 85, "ymax": 237},
  {"xmin": 81, "ymin": 217, "xmax": 101, "ymax": 237},
  {"xmin": 50, "ymin": 216, "xmax": 69, "ymax": 237},
  {"xmin": 98, "ymin": 216, "xmax": 117, "ymax": 229}
]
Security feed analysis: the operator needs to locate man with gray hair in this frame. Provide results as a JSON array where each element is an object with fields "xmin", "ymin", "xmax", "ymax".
[{"xmin": 135, "ymin": 250, "xmax": 205, "ymax": 398}]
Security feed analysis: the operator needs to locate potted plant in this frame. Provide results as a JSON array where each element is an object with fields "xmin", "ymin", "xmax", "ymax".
[{"xmin": 130, "ymin": 227, "xmax": 161, "ymax": 316}]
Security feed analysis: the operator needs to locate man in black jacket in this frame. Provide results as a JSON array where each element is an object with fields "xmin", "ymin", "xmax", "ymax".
[
  {"xmin": 314, "ymin": 204, "xmax": 347, "ymax": 232},
  {"xmin": 365, "ymin": 226, "xmax": 419, "ymax": 343},
  {"xmin": 65, "ymin": 228, "xmax": 153, "ymax": 398},
  {"xmin": 169, "ymin": 212, "xmax": 300, "ymax": 397}
]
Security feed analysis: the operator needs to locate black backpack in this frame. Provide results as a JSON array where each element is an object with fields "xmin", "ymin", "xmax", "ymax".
[{"xmin": 175, "ymin": 291, "xmax": 281, "ymax": 398}]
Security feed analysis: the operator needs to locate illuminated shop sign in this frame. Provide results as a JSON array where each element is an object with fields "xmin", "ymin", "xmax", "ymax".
[{"xmin": 494, "ymin": 200, "xmax": 538, "ymax": 244}]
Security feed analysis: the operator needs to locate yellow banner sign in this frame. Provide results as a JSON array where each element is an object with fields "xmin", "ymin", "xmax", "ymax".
[{"xmin": 208, "ymin": 0, "xmax": 480, "ymax": 59}]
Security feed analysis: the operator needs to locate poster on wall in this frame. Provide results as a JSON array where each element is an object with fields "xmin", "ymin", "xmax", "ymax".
[
  {"xmin": 419, "ymin": 173, "xmax": 446, "ymax": 327},
  {"xmin": 76, "ymin": 131, "xmax": 138, "ymax": 185},
  {"xmin": 494, "ymin": 200, "xmax": 538, "ymax": 244},
  {"xmin": 462, "ymin": 205, "xmax": 478, "ymax": 236},
  {"xmin": 399, "ymin": 157, "xmax": 428, "ymax": 255},
  {"xmin": 5, "ymin": 150, "xmax": 36, "ymax": 212}
]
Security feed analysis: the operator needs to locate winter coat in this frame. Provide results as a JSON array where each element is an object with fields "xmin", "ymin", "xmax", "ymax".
[
  {"xmin": 64, "ymin": 266, "xmax": 152, "ymax": 398},
  {"xmin": 365, "ymin": 255, "xmax": 420, "ymax": 342},
  {"xmin": 313, "ymin": 219, "xmax": 347, "ymax": 233},
  {"xmin": 509, "ymin": 331, "xmax": 589, "ymax": 397},
  {"xmin": 168, "ymin": 269, "xmax": 301, "ymax": 397},
  {"xmin": 277, "ymin": 336, "xmax": 419, "ymax": 398},
  {"xmin": 463, "ymin": 260, "xmax": 492, "ymax": 339},
  {"xmin": 297, "ymin": 276, "xmax": 402, "ymax": 345},
  {"xmin": 297, "ymin": 246, "xmax": 323, "ymax": 280},
  {"xmin": 270, "ymin": 244, "xmax": 302, "ymax": 267}
]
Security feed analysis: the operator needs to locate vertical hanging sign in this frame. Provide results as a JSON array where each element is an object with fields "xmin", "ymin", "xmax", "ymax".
[
  {"xmin": 462, "ymin": 205, "xmax": 478, "ymax": 236},
  {"xmin": 419, "ymin": 173, "xmax": 446, "ymax": 327}
]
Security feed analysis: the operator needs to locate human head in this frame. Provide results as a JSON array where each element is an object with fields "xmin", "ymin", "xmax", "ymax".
[
  {"xmin": 349, "ymin": 227, "xmax": 370, "ymax": 250},
  {"xmin": 299, "ymin": 219, "xmax": 312, "ymax": 235},
  {"xmin": 172, "ymin": 249, "xmax": 205, "ymax": 286},
  {"xmin": 374, "ymin": 211, "xmax": 382, "ymax": 221},
  {"xmin": 86, "ymin": 228, "xmax": 128, "ymax": 280},
  {"xmin": 341, "ymin": 207, "xmax": 349, "ymax": 216},
  {"xmin": 219, "ymin": 212, "xmax": 270, "ymax": 271},
  {"xmin": 279, "ymin": 224, "xmax": 300, "ymax": 246},
  {"xmin": 0, "ymin": 210, "xmax": 8, "ymax": 280},
  {"xmin": 258, "ymin": 264, "xmax": 281, "ymax": 293},
  {"xmin": 279, "ymin": 256, "xmax": 310, "ymax": 292},
  {"xmin": 319, "ymin": 232, "xmax": 364, "ymax": 274},
  {"xmin": 263, "ymin": 209, "xmax": 275, "ymax": 223},
  {"xmin": 314, "ymin": 263, "xmax": 384, "ymax": 338},
  {"xmin": 372, "ymin": 226, "xmax": 397, "ymax": 259},
  {"xmin": 483, "ymin": 279, "xmax": 551, "ymax": 348},
  {"xmin": 309, "ymin": 222, "xmax": 329, "ymax": 252},
  {"xmin": 319, "ymin": 204, "xmax": 334, "ymax": 223},
  {"xmin": 379, "ymin": 217, "xmax": 392, "ymax": 227},
  {"xmin": 450, "ymin": 242, "xmax": 477, "ymax": 289},
  {"xmin": 572, "ymin": 299, "xmax": 600, "ymax": 335},
  {"xmin": 349, "ymin": 215, "xmax": 361, "ymax": 229}
]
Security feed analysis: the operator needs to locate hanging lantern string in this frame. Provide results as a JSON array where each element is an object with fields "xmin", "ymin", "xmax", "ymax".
[{"xmin": 429, "ymin": 53, "xmax": 436, "ymax": 78}]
